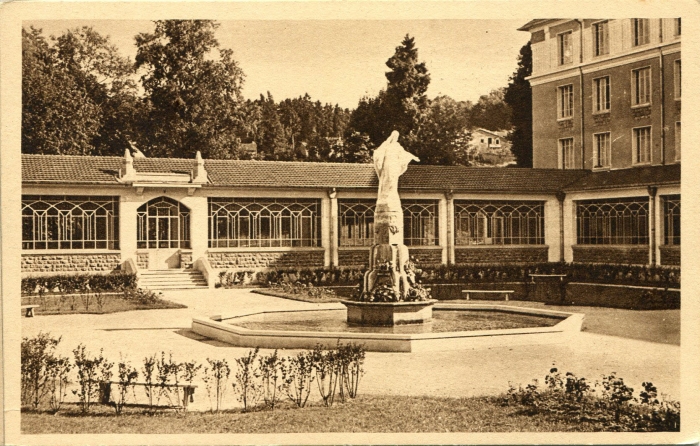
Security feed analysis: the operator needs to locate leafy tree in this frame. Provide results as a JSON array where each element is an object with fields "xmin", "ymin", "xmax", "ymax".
[
  {"xmin": 416, "ymin": 96, "xmax": 472, "ymax": 165},
  {"xmin": 22, "ymin": 27, "xmax": 102, "ymax": 155},
  {"xmin": 135, "ymin": 20, "xmax": 246, "ymax": 159},
  {"xmin": 54, "ymin": 26, "xmax": 142, "ymax": 156},
  {"xmin": 469, "ymin": 88, "xmax": 512, "ymax": 132},
  {"xmin": 255, "ymin": 92, "xmax": 288, "ymax": 156},
  {"xmin": 504, "ymin": 41, "xmax": 533, "ymax": 167}
]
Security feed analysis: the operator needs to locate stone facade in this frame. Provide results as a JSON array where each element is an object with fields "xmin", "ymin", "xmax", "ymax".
[
  {"xmin": 454, "ymin": 247, "xmax": 549, "ymax": 264},
  {"xmin": 136, "ymin": 252, "xmax": 149, "ymax": 270},
  {"xmin": 338, "ymin": 249, "xmax": 370, "ymax": 268},
  {"xmin": 659, "ymin": 246, "xmax": 680, "ymax": 266},
  {"xmin": 21, "ymin": 253, "xmax": 121, "ymax": 274},
  {"xmin": 572, "ymin": 245, "xmax": 649, "ymax": 265},
  {"xmin": 408, "ymin": 248, "xmax": 443, "ymax": 266},
  {"xmin": 207, "ymin": 250, "xmax": 325, "ymax": 270}
]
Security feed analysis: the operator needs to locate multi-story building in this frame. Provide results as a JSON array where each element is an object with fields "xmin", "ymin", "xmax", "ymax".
[
  {"xmin": 519, "ymin": 19, "xmax": 681, "ymax": 169},
  {"xmin": 516, "ymin": 18, "xmax": 681, "ymax": 266}
]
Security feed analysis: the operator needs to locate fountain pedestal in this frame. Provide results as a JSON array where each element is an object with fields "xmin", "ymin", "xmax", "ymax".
[{"xmin": 342, "ymin": 300, "xmax": 437, "ymax": 326}]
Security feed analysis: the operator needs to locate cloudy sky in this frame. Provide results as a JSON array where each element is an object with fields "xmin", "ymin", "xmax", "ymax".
[{"xmin": 28, "ymin": 19, "xmax": 529, "ymax": 109}]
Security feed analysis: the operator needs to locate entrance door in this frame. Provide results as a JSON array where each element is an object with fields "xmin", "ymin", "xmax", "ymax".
[{"xmin": 137, "ymin": 197, "xmax": 191, "ymax": 269}]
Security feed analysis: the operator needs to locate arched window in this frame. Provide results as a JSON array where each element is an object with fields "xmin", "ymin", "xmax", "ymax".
[
  {"xmin": 22, "ymin": 196, "xmax": 119, "ymax": 250},
  {"xmin": 137, "ymin": 197, "xmax": 190, "ymax": 249},
  {"xmin": 663, "ymin": 195, "xmax": 681, "ymax": 246},
  {"xmin": 403, "ymin": 200, "xmax": 439, "ymax": 246},
  {"xmin": 338, "ymin": 200, "xmax": 375, "ymax": 247}
]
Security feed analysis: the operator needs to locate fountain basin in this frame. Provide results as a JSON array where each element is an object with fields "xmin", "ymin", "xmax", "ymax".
[
  {"xmin": 343, "ymin": 300, "xmax": 437, "ymax": 326},
  {"xmin": 191, "ymin": 304, "xmax": 584, "ymax": 352}
]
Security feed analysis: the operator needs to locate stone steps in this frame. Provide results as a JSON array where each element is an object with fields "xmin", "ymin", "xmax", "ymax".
[{"xmin": 139, "ymin": 269, "xmax": 208, "ymax": 290}]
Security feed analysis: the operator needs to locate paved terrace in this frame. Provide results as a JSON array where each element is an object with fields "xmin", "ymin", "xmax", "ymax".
[{"xmin": 21, "ymin": 289, "xmax": 680, "ymax": 411}]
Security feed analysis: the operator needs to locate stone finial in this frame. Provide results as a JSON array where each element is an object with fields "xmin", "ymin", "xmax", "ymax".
[
  {"xmin": 121, "ymin": 148, "xmax": 136, "ymax": 181},
  {"xmin": 192, "ymin": 150, "xmax": 209, "ymax": 184}
]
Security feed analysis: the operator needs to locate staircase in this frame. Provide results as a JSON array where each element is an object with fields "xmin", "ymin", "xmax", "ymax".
[{"xmin": 138, "ymin": 269, "xmax": 208, "ymax": 290}]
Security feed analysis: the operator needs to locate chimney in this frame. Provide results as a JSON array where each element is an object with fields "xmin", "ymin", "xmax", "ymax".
[{"xmin": 192, "ymin": 151, "xmax": 208, "ymax": 184}]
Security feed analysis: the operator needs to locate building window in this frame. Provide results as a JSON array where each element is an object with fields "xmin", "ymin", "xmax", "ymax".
[
  {"xmin": 593, "ymin": 21, "xmax": 609, "ymax": 56},
  {"xmin": 663, "ymin": 195, "xmax": 681, "ymax": 246},
  {"xmin": 22, "ymin": 196, "xmax": 119, "ymax": 250},
  {"xmin": 674, "ymin": 18, "xmax": 681, "ymax": 36},
  {"xmin": 593, "ymin": 76, "xmax": 610, "ymax": 113},
  {"xmin": 632, "ymin": 19, "xmax": 650, "ymax": 46},
  {"xmin": 633, "ymin": 126, "xmax": 652, "ymax": 164},
  {"xmin": 495, "ymin": 139, "xmax": 500, "ymax": 145},
  {"xmin": 208, "ymin": 198, "xmax": 321, "ymax": 248},
  {"xmin": 557, "ymin": 84, "xmax": 574, "ymax": 119},
  {"xmin": 675, "ymin": 121, "xmax": 681, "ymax": 161},
  {"xmin": 674, "ymin": 59, "xmax": 681, "ymax": 99},
  {"xmin": 560, "ymin": 138, "xmax": 575, "ymax": 169},
  {"xmin": 631, "ymin": 67, "xmax": 651, "ymax": 106},
  {"xmin": 455, "ymin": 201, "xmax": 545, "ymax": 245},
  {"xmin": 137, "ymin": 197, "xmax": 190, "ymax": 249},
  {"xmin": 576, "ymin": 197, "xmax": 649, "ymax": 245},
  {"xmin": 593, "ymin": 132, "xmax": 611, "ymax": 168},
  {"xmin": 558, "ymin": 31, "xmax": 573, "ymax": 65},
  {"xmin": 403, "ymin": 200, "xmax": 438, "ymax": 246},
  {"xmin": 338, "ymin": 200, "xmax": 374, "ymax": 247}
]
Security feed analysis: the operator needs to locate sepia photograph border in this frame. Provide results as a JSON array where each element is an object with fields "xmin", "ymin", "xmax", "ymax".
[{"xmin": 2, "ymin": 1, "xmax": 699, "ymax": 444}]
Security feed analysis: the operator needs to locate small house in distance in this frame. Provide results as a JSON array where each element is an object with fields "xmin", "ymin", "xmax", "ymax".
[{"xmin": 468, "ymin": 128, "xmax": 515, "ymax": 166}]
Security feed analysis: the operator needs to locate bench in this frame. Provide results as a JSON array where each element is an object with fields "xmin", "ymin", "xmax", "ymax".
[
  {"xmin": 100, "ymin": 381, "xmax": 197, "ymax": 409},
  {"xmin": 21, "ymin": 304, "xmax": 40, "ymax": 317},
  {"xmin": 461, "ymin": 290, "xmax": 515, "ymax": 301}
]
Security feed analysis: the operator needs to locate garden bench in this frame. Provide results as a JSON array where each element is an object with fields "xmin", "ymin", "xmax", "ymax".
[
  {"xmin": 21, "ymin": 304, "xmax": 40, "ymax": 317},
  {"xmin": 100, "ymin": 382, "xmax": 197, "ymax": 409},
  {"xmin": 461, "ymin": 290, "xmax": 514, "ymax": 301}
]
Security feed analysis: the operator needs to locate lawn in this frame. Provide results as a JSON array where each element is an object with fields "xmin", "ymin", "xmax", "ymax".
[
  {"xmin": 21, "ymin": 293, "xmax": 187, "ymax": 315},
  {"xmin": 441, "ymin": 300, "xmax": 680, "ymax": 345},
  {"xmin": 21, "ymin": 395, "xmax": 603, "ymax": 434}
]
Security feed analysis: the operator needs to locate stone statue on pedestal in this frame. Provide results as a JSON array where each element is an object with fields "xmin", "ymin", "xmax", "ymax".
[{"xmin": 361, "ymin": 131, "xmax": 429, "ymax": 302}]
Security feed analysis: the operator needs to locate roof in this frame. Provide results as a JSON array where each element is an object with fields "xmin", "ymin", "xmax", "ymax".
[
  {"xmin": 21, "ymin": 153, "xmax": 616, "ymax": 194},
  {"xmin": 517, "ymin": 19, "xmax": 559, "ymax": 31},
  {"xmin": 473, "ymin": 128, "xmax": 508, "ymax": 139},
  {"xmin": 563, "ymin": 164, "xmax": 680, "ymax": 192}
]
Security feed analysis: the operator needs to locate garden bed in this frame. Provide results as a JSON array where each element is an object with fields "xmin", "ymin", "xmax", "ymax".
[{"xmin": 21, "ymin": 292, "xmax": 186, "ymax": 315}]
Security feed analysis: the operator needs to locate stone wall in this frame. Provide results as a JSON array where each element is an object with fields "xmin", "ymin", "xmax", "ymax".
[
  {"xmin": 21, "ymin": 253, "xmax": 121, "ymax": 274},
  {"xmin": 208, "ymin": 250, "xmax": 325, "ymax": 270},
  {"xmin": 136, "ymin": 252, "xmax": 149, "ymax": 270},
  {"xmin": 572, "ymin": 245, "xmax": 649, "ymax": 265},
  {"xmin": 408, "ymin": 248, "xmax": 443, "ymax": 266},
  {"xmin": 659, "ymin": 246, "xmax": 680, "ymax": 266},
  {"xmin": 338, "ymin": 249, "xmax": 370, "ymax": 268},
  {"xmin": 454, "ymin": 246, "xmax": 549, "ymax": 264},
  {"xmin": 180, "ymin": 251, "xmax": 193, "ymax": 269}
]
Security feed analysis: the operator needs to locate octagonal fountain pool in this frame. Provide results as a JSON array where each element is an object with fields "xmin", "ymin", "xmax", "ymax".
[{"xmin": 191, "ymin": 304, "xmax": 584, "ymax": 352}]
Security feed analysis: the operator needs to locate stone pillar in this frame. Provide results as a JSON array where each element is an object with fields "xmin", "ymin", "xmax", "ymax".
[
  {"xmin": 181, "ymin": 193, "xmax": 209, "ymax": 266},
  {"xmin": 562, "ymin": 197, "xmax": 576, "ymax": 263},
  {"xmin": 327, "ymin": 188, "xmax": 338, "ymax": 267},
  {"xmin": 321, "ymin": 190, "xmax": 333, "ymax": 268},
  {"xmin": 439, "ymin": 194, "xmax": 449, "ymax": 265},
  {"xmin": 648, "ymin": 186, "xmax": 657, "ymax": 266},
  {"xmin": 444, "ymin": 191, "xmax": 454, "ymax": 265},
  {"xmin": 556, "ymin": 191, "xmax": 566, "ymax": 263},
  {"xmin": 119, "ymin": 195, "xmax": 140, "ymax": 267}
]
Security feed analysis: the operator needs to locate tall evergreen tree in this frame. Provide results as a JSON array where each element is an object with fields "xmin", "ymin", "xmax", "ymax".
[
  {"xmin": 135, "ymin": 20, "xmax": 246, "ymax": 159},
  {"xmin": 504, "ymin": 41, "xmax": 533, "ymax": 167}
]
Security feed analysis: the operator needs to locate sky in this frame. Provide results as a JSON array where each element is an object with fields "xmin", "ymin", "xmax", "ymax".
[{"xmin": 28, "ymin": 19, "xmax": 529, "ymax": 109}]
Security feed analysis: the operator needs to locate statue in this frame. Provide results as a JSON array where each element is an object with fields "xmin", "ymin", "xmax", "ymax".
[{"xmin": 361, "ymin": 131, "xmax": 428, "ymax": 302}]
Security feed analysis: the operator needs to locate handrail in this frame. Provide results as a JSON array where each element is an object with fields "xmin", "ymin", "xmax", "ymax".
[{"xmin": 194, "ymin": 256, "xmax": 215, "ymax": 289}]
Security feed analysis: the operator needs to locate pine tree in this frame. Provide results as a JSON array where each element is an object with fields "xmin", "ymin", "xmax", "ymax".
[{"xmin": 504, "ymin": 42, "xmax": 533, "ymax": 167}]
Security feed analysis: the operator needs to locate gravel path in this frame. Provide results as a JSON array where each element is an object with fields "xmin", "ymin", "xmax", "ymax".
[{"xmin": 21, "ymin": 288, "xmax": 680, "ymax": 411}]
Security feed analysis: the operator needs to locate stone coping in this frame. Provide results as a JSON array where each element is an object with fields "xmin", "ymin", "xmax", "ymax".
[
  {"xmin": 341, "ymin": 299, "xmax": 438, "ymax": 307},
  {"xmin": 192, "ymin": 304, "xmax": 584, "ymax": 352}
]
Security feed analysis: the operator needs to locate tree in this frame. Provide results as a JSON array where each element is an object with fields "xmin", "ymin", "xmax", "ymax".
[
  {"xmin": 255, "ymin": 92, "xmax": 288, "ymax": 156},
  {"xmin": 348, "ymin": 34, "xmax": 430, "ymax": 151},
  {"xmin": 504, "ymin": 42, "xmax": 533, "ymax": 167},
  {"xmin": 135, "ymin": 20, "xmax": 246, "ymax": 159},
  {"xmin": 22, "ymin": 27, "xmax": 102, "ymax": 155},
  {"xmin": 415, "ymin": 96, "xmax": 472, "ymax": 165},
  {"xmin": 469, "ymin": 88, "xmax": 512, "ymax": 132}
]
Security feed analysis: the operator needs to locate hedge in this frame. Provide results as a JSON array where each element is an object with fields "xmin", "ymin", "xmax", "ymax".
[{"xmin": 21, "ymin": 273, "xmax": 138, "ymax": 296}]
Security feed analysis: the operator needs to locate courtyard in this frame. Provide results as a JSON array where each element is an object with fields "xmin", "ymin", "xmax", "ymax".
[{"xmin": 21, "ymin": 288, "xmax": 681, "ymax": 414}]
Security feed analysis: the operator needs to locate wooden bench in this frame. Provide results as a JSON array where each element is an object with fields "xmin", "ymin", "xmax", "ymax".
[
  {"xmin": 100, "ymin": 381, "xmax": 197, "ymax": 409},
  {"xmin": 21, "ymin": 304, "xmax": 40, "ymax": 317},
  {"xmin": 461, "ymin": 290, "xmax": 515, "ymax": 301}
]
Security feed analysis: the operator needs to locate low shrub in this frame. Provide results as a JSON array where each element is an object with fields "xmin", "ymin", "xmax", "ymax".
[
  {"xmin": 114, "ymin": 356, "xmax": 139, "ymax": 415},
  {"xmin": 503, "ymin": 367, "xmax": 680, "ymax": 431},
  {"xmin": 21, "ymin": 333, "xmax": 71, "ymax": 411},
  {"xmin": 22, "ymin": 273, "xmax": 138, "ymax": 296},
  {"xmin": 72, "ymin": 344, "xmax": 113, "ymax": 413},
  {"xmin": 281, "ymin": 350, "xmax": 315, "ymax": 408},
  {"xmin": 202, "ymin": 358, "xmax": 231, "ymax": 413},
  {"xmin": 232, "ymin": 348, "xmax": 263, "ymax": 412}
]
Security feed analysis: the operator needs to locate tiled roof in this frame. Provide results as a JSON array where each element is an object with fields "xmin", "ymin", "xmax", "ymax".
[
  {"xmin": 563, "ymin": 164, "xmax": 680, "ymax": 192},
  {"xmin": 21, "ymin": 154, "xmax": 599, "ymax": 194}
]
